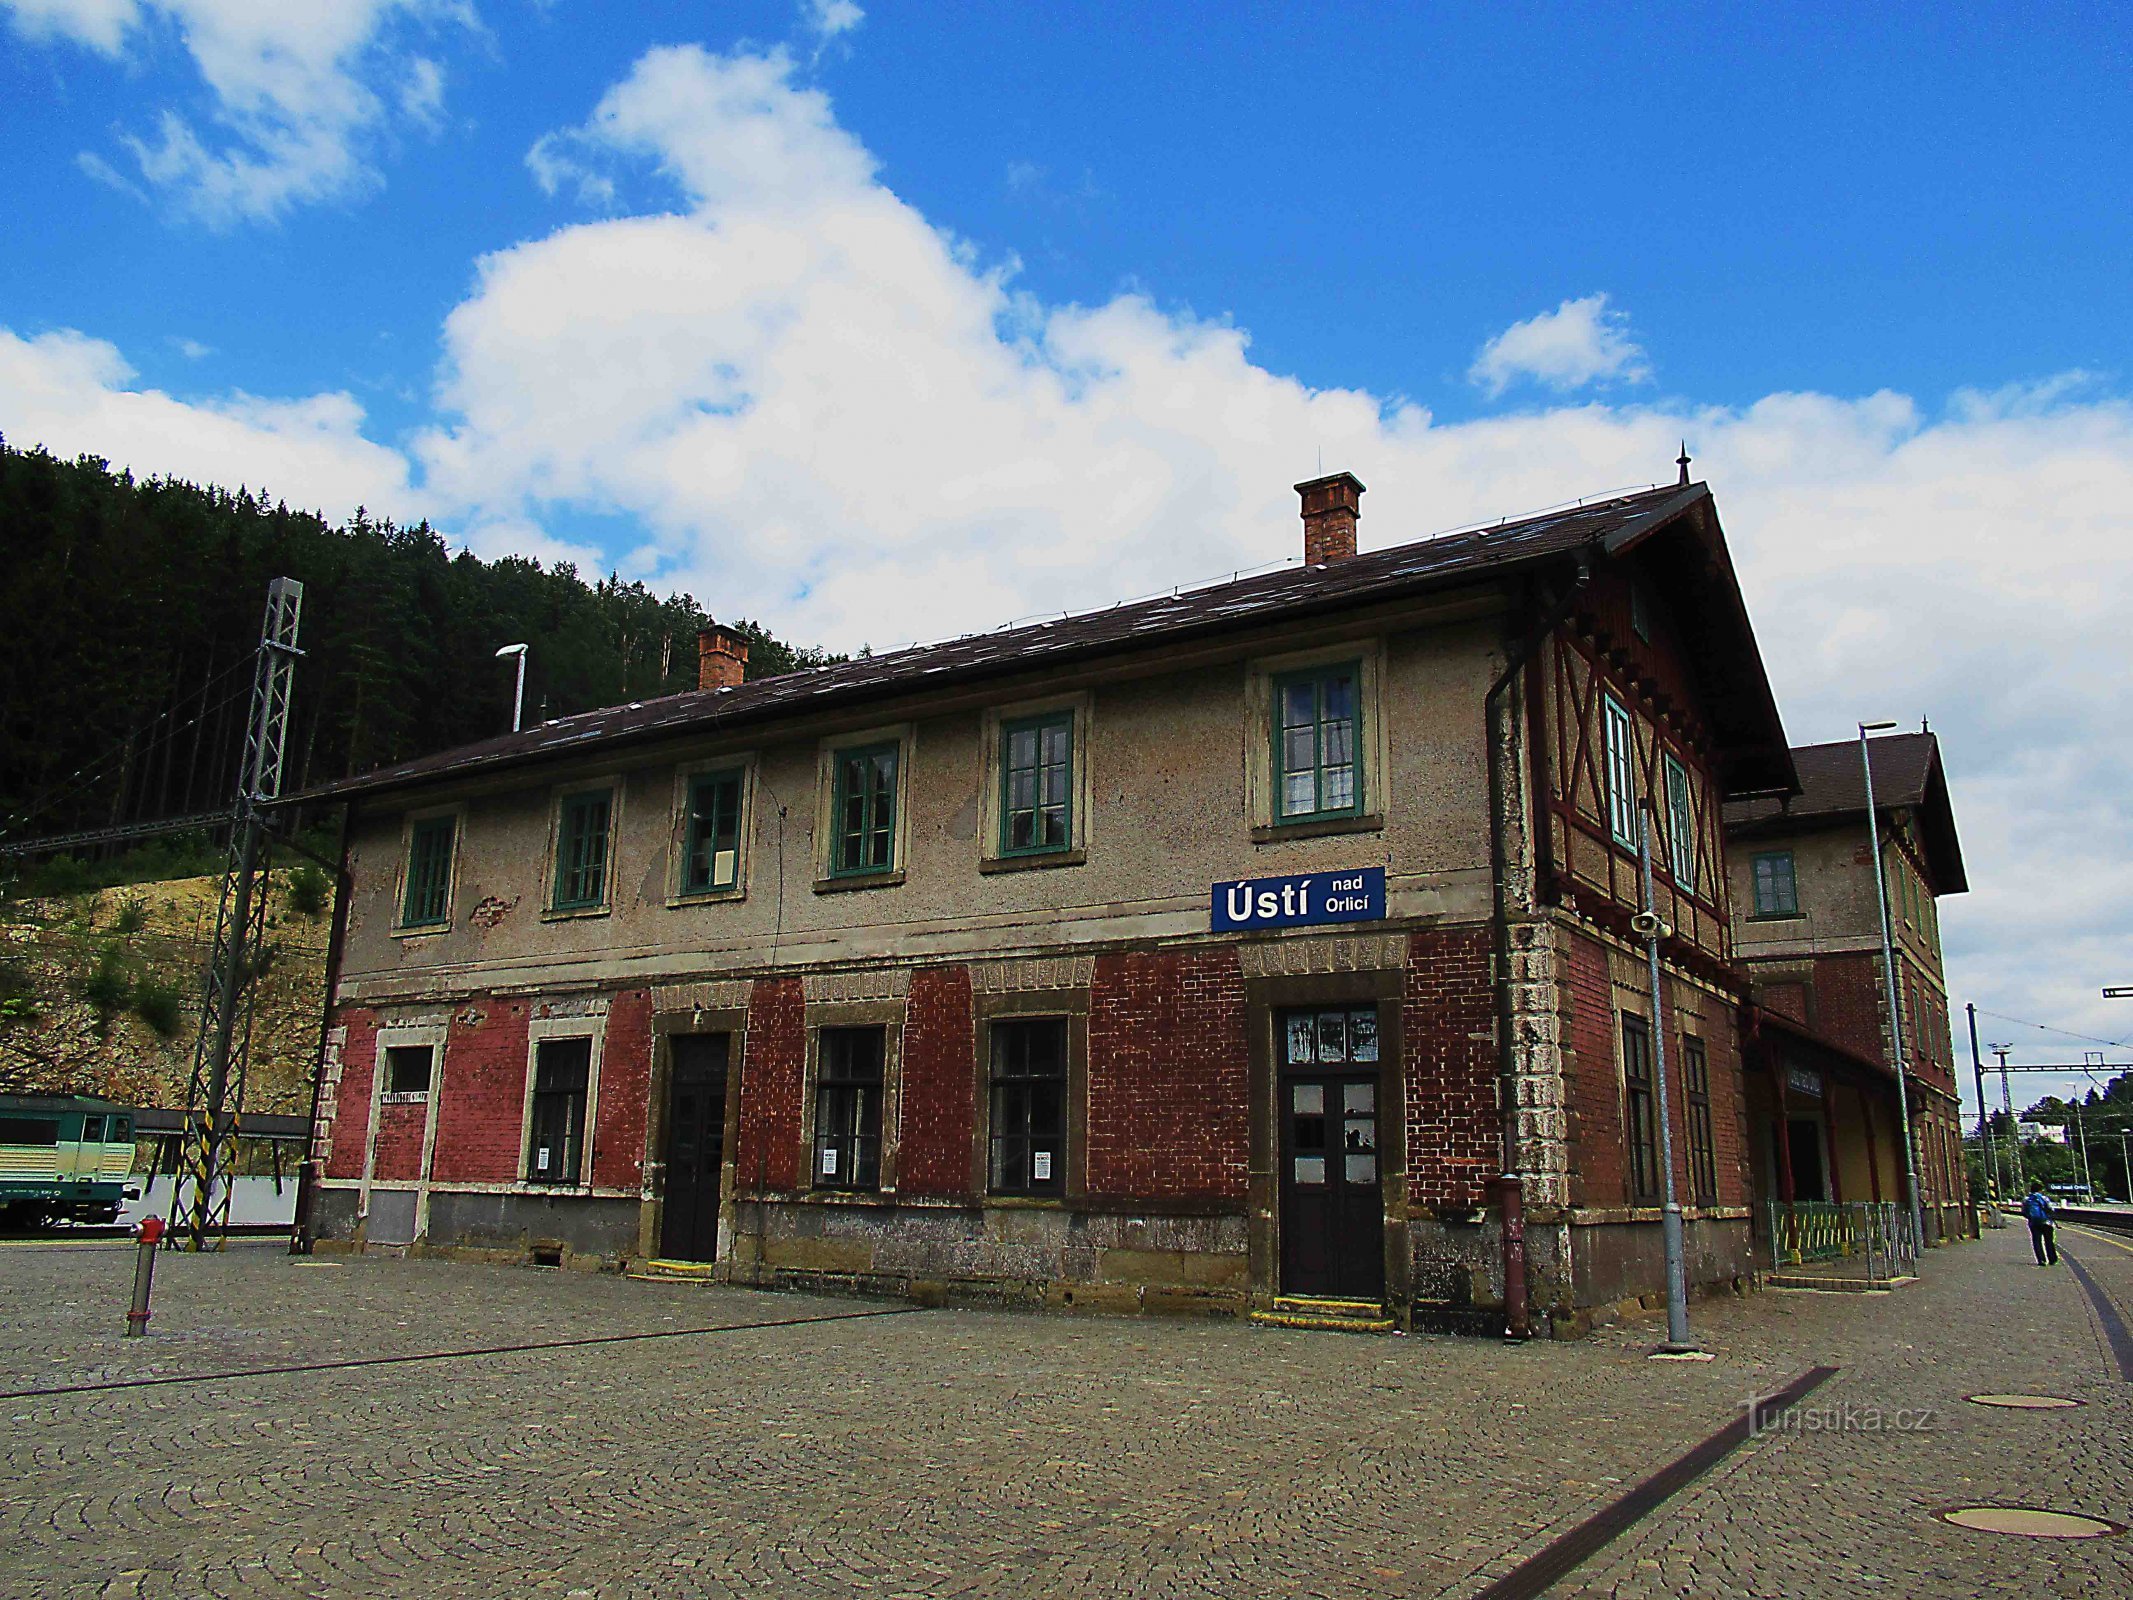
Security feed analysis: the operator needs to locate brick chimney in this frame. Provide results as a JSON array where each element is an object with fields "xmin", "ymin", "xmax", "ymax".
[
  {"xmin": 1295, "ymin": 471, "xmax": 1365, "ymax": 565},
  {"xmin": 697, "ymin": 625, "xmax": 749, "ymax": 692}
]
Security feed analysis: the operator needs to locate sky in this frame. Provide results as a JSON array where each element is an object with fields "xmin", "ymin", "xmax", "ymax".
[{"xmin": 2, "ymin": 1, "xmax": 2131, "ymax": 1115}]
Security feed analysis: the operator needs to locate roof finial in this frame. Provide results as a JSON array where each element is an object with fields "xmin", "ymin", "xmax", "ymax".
[{"xmin": 1676, "ymin": 441, "xmax": 1692, "ymax": 486}]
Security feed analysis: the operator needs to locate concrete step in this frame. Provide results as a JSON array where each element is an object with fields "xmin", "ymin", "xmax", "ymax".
[
  {"xmin": 1250, "ymin": 1295, "xmax": 1395, "ymax": 1333},
  {"xmin": 627, "ymin": 1258, "xmax": 719, "ymax": 1283}
]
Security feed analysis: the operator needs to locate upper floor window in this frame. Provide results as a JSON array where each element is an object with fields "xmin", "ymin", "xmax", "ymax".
[
  {"xmin": 1603, "ymin": 694, "xmax": 1638, "ymax": 847},
  {"xmin": 1274, "ymin": 662, "xmax": 1362, "ymax": 822},
  {"xmin": 1752, "ymin": 850, "xmax": 1798, "ymax": 917},
  {"xmin": 400, "ymin": 815, "xmax": 456, "ymax": 929},
  {"xmin": 682, "ymin": 769, "xmax": 744, "ymax": 895},
  {"xmin": 1663, "ymin": 754, "xmax": 1697, "ymax": 893},
  {"xmin": 831, "ymin": 742, "xmax": 900, "ymax": 876},
  {"xmin": 551, "ymin": 788, "xmax": 613, "ymax": 912},
  {"xmin": 1001, "ymin": 711, "xmax": 1073, "ymax": 856}
]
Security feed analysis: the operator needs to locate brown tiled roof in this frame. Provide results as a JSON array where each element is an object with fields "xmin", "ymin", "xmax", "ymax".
[
  {"xmin": 1725, "ymin": 732, "xmax": 1967, "ymax": 892},
  {"xmin": 294, "ymin": 481, "xmax": 1786, "ymax": 804}
]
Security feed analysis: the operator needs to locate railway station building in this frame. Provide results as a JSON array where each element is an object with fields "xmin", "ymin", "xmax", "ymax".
[
  {"xmin": 1724, "ymin": 734, "xmax": 1974, "ymax": 1243},
  {"xmin": 301, "ymin": 470, "xmax": 1805, "ymax": 1333}
]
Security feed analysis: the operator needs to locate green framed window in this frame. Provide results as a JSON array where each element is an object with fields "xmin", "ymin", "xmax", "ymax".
[
  {"xmin": 1751, "ymin": 850, "xmax": 1798, "ymax": 917},
  {"xmin": 1682, "ymin": 1035, "xmax": 1716, "ymax": 1204},
  {"xmin": 401, "ymin": 815, "xmax": 456, "ymax": 927},
  {"xmin": 1622, "ymin": 1014, "xmax": 1660, "ymax": 1204},
  {"xmin": 1273, "ymin": 663, "xmax": 1362, "ymax": 822},
  {"xmin": 1001, "ymin": 712, "xmax": 1073, "ymax": 855},
  {"xmin": 813, "ymin": 1026, "xmax": 885, "ymax": 1192},
  {"xmin": 682, "ymin": 769, "xmax": 744, "ymax": 894},
  {"xmin": 552, "ymin": 789, "xmax": 613, "ymax": 910},
  {"xmin": 832, "ymin": 743, "xmax": 899, "ymax": 875},
  {"xmin": 1663, "ymin": 753, "xmax": 1697, "ymax": 893},
  {"xmin": 1603, "ymin": 694, "xmax": 1638, "ymax": 847}
]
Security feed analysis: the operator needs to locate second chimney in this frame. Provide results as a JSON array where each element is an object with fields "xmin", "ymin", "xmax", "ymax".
[
  {"xmin": 1295, "ymin": 471, "xmax": 1365, "ymax": 564},
  {"xmin": 697, "ymin": 625, "xmax": 749, "ymax": 692}
]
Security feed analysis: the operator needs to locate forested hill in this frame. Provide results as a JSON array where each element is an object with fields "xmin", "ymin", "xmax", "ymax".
[{"xmin": 0, "ymin": 439, "xmax": 833, "ymax": 846}]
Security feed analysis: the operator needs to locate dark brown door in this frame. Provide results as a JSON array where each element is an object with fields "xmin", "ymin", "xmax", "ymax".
[
  {"xmin": 659, "ymin": 1033, "xmax": 730, "ymax": 1261},
  {"xmin": 1278, "ymin": 1005, "xmax": 1386, "ymax": 1301}
]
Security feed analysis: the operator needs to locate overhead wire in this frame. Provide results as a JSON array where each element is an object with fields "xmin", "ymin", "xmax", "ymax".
[{"xmin": 0, "ymin": 657, "xmax": 258, "ymax": 845}]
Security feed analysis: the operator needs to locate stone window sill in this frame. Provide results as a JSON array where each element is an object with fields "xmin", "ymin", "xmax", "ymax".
[
  {"xmin": 979, "ymin": 849, "xmax": 1087, "ymax": 875},
  {"xmin": 813, "ymin": 869, "xmax": 906, "ymax": 894},
  {"xmin": 540, "ymin": 903, "xmax": 612, "ymax": 924},
  {"xmin": 667, "ymin": 885, "xmax": 747, "ymax": 908},
  {"xmin": 1251, "ymin": 811, "xmax": 1384, "ymax": 845}
]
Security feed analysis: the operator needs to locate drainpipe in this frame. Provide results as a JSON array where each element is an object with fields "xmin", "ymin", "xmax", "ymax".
[
  {"xmin": 293, "ymin": 803, "xmax": 353, "ymax": 1256},
  {"xmin": 1484, "ymin": 554, "xmax": 1591, "ymax": 1339}
]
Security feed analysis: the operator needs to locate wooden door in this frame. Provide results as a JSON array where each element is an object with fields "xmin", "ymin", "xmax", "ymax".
[
  {"xmin": 1277, "ymin": 1005, "xmax": 1386, "ymax": 1301},
  {"xmin": 659, "ymin": 1033, "xmax": 730, "ymax": 1261}
]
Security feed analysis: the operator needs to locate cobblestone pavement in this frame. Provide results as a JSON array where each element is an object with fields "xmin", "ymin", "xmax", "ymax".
[{"xmin": 0, "ymin": 1226, "xmax": 2126, "ymax": 1599}]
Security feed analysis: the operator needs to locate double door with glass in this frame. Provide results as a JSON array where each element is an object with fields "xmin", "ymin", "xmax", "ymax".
[{"xmin": 1278, "ymin": 1005, "xmax": 1386, "ymax": 1301}]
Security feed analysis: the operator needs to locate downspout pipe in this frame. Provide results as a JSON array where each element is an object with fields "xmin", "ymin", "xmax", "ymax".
[
  {"xmin": 1484, "ymin": 554, "xmax": 1592, "ymax": 1339},
  {"xmin": 293, "ymin": 803, "xmax": 353, "ymax": 1256}
]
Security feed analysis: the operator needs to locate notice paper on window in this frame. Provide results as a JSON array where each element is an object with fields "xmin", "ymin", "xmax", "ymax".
[
  {"xmin": 822, "ymin": 1148, "xmax": 838, "ymax": 1175},
  {"xmin": 537, "ymin": 1147, "xmax": 551, "ymax": 1168},
  {"xmin": 1033, "ymin": 1150, "xmax": 1052, "ymax": 1181}
]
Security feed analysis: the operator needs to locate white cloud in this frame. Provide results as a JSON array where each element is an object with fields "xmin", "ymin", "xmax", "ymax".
[
  {"xmin": 2, "ymin": 0, "xmax": 473, "ymax": 224},
  {"xmin": 1469, "ymin": 292, "xmax": 1652, "ymax": 396},
  {"xmin": 799, "ymin": 0, "xmax": 863, "ymax": 45},
  {"xmin": 0, "ymin": 326, "xmax": 415, "ymax": 520},
  {"xmin": 2, "ymin": 41, "xmax": 2128, "ymax": 1065}
]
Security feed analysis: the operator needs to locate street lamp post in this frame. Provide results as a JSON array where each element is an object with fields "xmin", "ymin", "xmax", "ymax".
[
  {"xmin": 1860, "ymin": 721, "xmax": 1926, "ymax": 1252},
  {"xmin": 495, "ymin": 643, "xmax": 528, "ymax": 733},
  {"xmin": 1636, "ymin": 808, "xmax": 1696, "ymax": 1354}
]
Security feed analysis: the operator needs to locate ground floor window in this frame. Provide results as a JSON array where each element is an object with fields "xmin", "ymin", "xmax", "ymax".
[
  {"xmin": 527, "ymin": 1037, "xmax": 591, "ymax": 1185},
  {"xmin": 1681, "ymin": 1035, "xmax": 1716, "ymax": 1203},
  {"xmin": 1622, "ymin": 1014, "xmax": 1660, "ymax": 1203},
  {"xmin": 813, "ymin": 1026, "xmax": 885, "ymax": 1191},
  {"xmin": 990, "ymin": 1016, "xmax": 1067, "ymax": 1196}
]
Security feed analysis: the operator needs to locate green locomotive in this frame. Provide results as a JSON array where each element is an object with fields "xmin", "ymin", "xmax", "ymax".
[{"xmin": 0, "ymin": 1095, "xmax": 138, "ymax": 1227}]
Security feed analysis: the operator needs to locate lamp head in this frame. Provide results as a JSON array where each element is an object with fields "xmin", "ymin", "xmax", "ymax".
[
  {"xmin": 495, "ymin": 643, "xmax": 528, "ymax": 658},
  {"xmin": 1859, "ymin": 719, "xmax": 1897, "ymax": 732}
]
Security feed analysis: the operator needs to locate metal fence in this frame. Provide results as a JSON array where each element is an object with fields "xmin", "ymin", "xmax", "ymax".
[{"xmin": 1767, "ymin": 1200, "xmax": 1920, "ymax": 1284}]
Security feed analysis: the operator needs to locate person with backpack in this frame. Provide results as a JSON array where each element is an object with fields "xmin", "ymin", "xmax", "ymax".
[{"xmin": 2022, "ymin": 1181, "xmax": 2059, "ymax": 1265}]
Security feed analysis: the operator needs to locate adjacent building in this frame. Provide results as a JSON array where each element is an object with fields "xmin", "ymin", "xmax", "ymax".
[
  {"xmin": 299, "ymin": 470, "xmax": 1806, "ymax": 1333},
  {"xmin": 1722, "ymin": 734, "xmax": 1973, "ymax": 1242}
]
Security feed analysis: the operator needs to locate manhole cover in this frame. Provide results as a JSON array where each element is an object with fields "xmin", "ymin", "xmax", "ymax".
[
  {"xmin": 1940, "ymin": 1507, "xmax": 2122, "ymax": 1539},
  {"xmin": 1965, "ymin": 1393, "xmax": 2083, "ymax": 1409}
]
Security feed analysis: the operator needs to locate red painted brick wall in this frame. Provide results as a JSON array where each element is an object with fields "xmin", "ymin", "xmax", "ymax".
[
  {"xmin": 430, "ymin": 999, "xmax": 531, "ymax": 1184},
  {"xmin": 592, "ymin": 989, "xmax": 652, "ymax": 1191},
  {"xmin": 1403, "ymin": 928, "xmax": 1500, "ymax": 1208},
  {"xmin": 737, "ymin": 977, "xmax": 804, "ymax": 1193},
  {"xmin": 369, "ymin": 1101, "xmax": 426, "ymax": 1181},
  {"xmin": 1811, "ymin": 953, "xmax": 1887, "ymax": 1065},
  {"xmin": 897, "ymin": 966, "xmax": 975, "ymax": 1198},
  {"xmin": 1685, "ymin": 1010, "xmax": 1753, "ymax": 1206},
  {"xmin": 1563, "ymin": 931, "xmax": 1625, "ymax": 1206},
  {"xmin": 1086, "ymin": 948, "xmax": 1248, "ymax": 1202},
  {"xmin": 324, "ymin": 1007, "xmax": 378, "ymax": 1180}
]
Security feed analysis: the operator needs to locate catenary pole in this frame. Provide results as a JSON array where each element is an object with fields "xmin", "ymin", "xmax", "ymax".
[
  {"xmin": 1637, "ymin": 808, "xmax": 1695, "ymax": 1353},
  {"xmin": 1967, "ymin": 1003, "xmax": 1996, "ymax": 1196},
  {"xmin": 1860, "ymin": 724, "xmax": 1926, "ymax": 1250}
]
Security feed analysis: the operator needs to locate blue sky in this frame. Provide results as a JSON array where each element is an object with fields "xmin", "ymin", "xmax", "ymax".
[{"xmin": 3, "ymin": 1, "xmax": 2132, "ymax": 1107}]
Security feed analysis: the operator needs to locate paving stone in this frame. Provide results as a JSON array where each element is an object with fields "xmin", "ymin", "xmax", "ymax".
[{"xmin": 0, "ymin": 1226, "xmax": 2126, "ymax": 1598}]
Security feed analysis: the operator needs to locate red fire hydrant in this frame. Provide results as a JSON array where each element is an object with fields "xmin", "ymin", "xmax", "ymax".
[{"xmin": 125, "ymin": 1215, "xmax": 165, "ymax": 1338}]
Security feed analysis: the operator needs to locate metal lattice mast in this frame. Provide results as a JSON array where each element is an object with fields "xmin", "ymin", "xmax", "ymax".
[{"xmin": 173, "ymin": 578, "xmax": 303, "ymax": 1251}]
